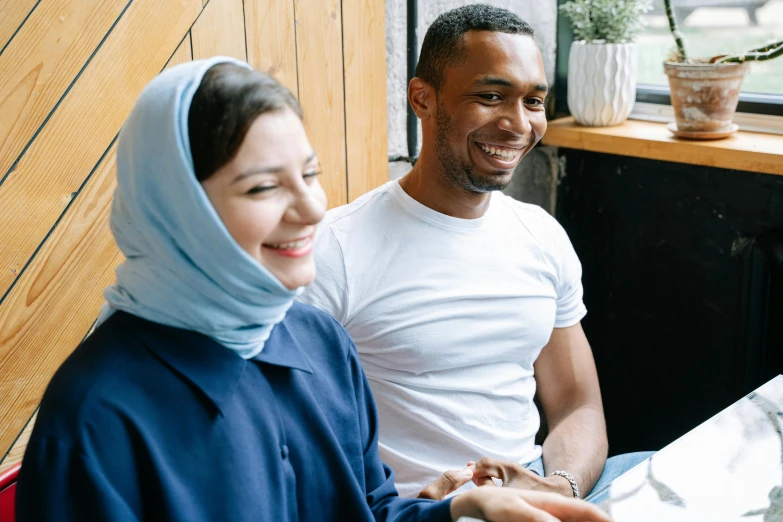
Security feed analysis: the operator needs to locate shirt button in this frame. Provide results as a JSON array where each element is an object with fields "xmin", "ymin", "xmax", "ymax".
[{"xmin": 281, "ymin": 445, "xmax": 289, "ymax": 459}]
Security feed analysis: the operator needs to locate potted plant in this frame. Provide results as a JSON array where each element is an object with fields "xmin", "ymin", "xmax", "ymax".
[
  {"xmin": 560, "ymin": 0, "xmax": 652, "ymax": 126},
  {"xmin": 662, "ymin": 0, "xmax": 783, "ymax": 138}
]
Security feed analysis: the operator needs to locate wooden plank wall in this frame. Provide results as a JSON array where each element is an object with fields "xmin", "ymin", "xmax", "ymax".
[{"xmin": 0, "ymin": 0, "xmax": 388, "ymax": 472}]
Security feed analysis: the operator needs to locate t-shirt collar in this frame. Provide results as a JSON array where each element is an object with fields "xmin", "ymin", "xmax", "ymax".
[{"xmin": 390, "ymin": 179, "xmax": 494, "ymax": 231}]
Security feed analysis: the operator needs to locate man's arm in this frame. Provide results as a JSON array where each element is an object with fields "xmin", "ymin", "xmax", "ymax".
[
  {"xmin": 534, "ymin": 322, "xmax": 608, "ymax": 497},
  {"xmin": 419, "ymin": 322, "xmax": 606, "ymax": 499}
]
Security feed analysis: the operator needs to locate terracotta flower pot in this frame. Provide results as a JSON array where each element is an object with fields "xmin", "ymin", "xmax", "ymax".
[{"xmin": 664, "ymin": 61, "xmax": 750, "ymax": 132}]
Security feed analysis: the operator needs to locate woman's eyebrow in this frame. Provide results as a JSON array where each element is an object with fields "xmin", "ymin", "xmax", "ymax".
[
  {"xmin": 233, "ymin": 152, "xmax": 318, "ymax": 184},
  {"xmin": 232, "ymin": 166, "xmax": 282, "ymax": 184}
]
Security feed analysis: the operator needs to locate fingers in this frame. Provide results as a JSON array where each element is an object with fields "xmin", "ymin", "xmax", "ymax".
[
  {"xmin": 417, "ymin": 466, "xmax": 474, "ymax": 500},
  {"xmin": 451, "ymin": 487, "xmax": 561, "ymax": 522},
  {"xmin": 469, "ymin": 458, "xmax": 496, "ymax": 486},
  {"xmin": 490, "ymin": 496, "xmax": 562, "ymax": 522},
  {"xmin": 519, "ymin": 490, "xmax": 612, "ymax": 522},
  {"xmin": 473, "ymin": 457, "xmax": 533, "ymax": 488},
  {"xmin": 473, "ymin": 475, "xmax": 497, "ymax": 487},
  {"xmin": 472, "ymin": 457, "xmax": 511, "ymax": 483}
]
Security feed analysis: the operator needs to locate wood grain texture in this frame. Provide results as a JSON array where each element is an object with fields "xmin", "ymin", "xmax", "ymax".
[
  {"xmin": 0, "ymin": 0, "xmax": 38, "ymax": 51},
  {"xmin": 0, "ymin": 142, "xmax": 123, "ymax": 460},
  {"xmin": 342, "ymin": 0, "xmax": 388, "ymax": 201},
  {"xmin": 244, "ymin": 0, "xmax": 298, "ymax": 96},
  {"xmin": 0, "ymin": 23, "xmax": 194, "ymax": 464},
  {"xmin": 294, "ymin": 0, "xmax": 347, "ymax": 208},
  {"xmin": 542, "ymin": 117, "xmax": 783, "ymax": 176},
  {"xmin": 0, "ymin": 0, "xmax": 130, "ymax": 184},
  {"xmin": 167, "ymin": 32, "xmax": 193, "ymax": 69},
  {"xmin": 0, "ymin": 410, "xmax": 36, "ymax": 474},
  {"xmin": 191, "ymin": 0, "xmax": 246, "ymax": 60},
  {"xmin": 0, "ymin": 0, "xmax": 201, "ymax": 298}
]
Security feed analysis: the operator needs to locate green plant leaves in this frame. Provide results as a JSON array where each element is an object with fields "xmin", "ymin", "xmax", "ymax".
[{"xmin": 559, "ymin": 0, "xmax": 652, "ymax": 43}]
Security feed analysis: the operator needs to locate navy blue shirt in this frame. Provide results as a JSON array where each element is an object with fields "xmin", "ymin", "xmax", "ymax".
[{"xmin": 17, "ymin": 303, "xmax": 451, "ymax": 521}]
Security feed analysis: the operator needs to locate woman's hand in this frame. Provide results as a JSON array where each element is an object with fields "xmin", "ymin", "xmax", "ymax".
[
  {"xmin": 418, "ymin": 464, "xmax": 476, "ymax": 500},
  {"xmin": 450, "ymin": 487, "xmax": 612, "ymax": 522}
]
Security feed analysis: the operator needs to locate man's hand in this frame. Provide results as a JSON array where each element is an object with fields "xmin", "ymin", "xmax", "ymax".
[
  {"xmin": 450, "ymin": 487, "xmax": 611, "ymax": 522},
  {"xmin": 472, "ymin": 457, "xmax": 575, "ymax": 497},
  {"xmin": 417, "ymin": 465, "xmax": 476, "ymax": 500}
]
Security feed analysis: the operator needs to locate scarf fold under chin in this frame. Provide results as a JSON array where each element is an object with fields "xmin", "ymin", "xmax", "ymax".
[{"xmin": 97, "ymin": 56, "xmax": 299, "ymax": 359}]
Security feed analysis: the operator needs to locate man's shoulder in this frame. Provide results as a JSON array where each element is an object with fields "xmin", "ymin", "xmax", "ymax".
[
  {"xmin": 494, "ymin": 192, "xmax": 564, "ymax": 244},
  {"xmin": 321, "ymin": 180, "xmax": 397, "ymax": 229}
]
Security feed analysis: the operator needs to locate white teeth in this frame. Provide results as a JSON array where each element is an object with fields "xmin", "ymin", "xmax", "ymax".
[
  {"xmin": 267, "ymin": 239, "xmax": 308, "ymax": 250},
  {"xmin": 478, "ymin": 143, "xmax": 519, "ymax": 160}
]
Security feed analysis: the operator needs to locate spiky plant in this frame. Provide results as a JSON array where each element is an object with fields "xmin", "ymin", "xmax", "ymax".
[{"xmin": 663, "ymin": 0, "xmax": 783, "ymax": 64}]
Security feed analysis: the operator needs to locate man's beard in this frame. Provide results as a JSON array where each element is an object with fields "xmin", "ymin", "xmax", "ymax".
[{"xmin": 434, "ymin": 105, "xmax": 513, "ymax": 194}]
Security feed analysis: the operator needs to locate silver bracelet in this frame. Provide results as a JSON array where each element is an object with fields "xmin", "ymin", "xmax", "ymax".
[{"xmin": 550, "ymin": 470, "xmax": 580, "ymax": 499}]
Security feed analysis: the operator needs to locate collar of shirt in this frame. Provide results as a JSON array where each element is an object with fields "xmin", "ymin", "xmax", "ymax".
[{"xmin": 113, "ymin": 311, "xmax": 313, "ymax": 416}]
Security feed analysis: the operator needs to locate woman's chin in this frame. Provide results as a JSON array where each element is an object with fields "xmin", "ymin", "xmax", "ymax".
[{"xmin": 273, "ymin": 267, "xmax": 317, "ymax": 291}]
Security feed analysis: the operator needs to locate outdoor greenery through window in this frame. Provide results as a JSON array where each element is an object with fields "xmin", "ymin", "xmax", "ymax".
[{"xmin": 638, "ymin": 0, "xmax": 783, "ymax": 95}]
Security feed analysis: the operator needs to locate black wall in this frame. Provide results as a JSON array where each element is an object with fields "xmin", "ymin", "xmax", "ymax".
[{"xmin": 556, "ymin": 149, "xmax": 783, "ymax": 455}]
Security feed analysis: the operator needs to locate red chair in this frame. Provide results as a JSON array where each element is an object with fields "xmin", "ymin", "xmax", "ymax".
[{"xmin": 0, "ymin": 464, "xmax": 21, "ymax": 522}]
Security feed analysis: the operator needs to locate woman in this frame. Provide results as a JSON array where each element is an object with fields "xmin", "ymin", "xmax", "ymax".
[{"xmin": 16, "ymin": 57, "xmax": 610, "ymax": 522}]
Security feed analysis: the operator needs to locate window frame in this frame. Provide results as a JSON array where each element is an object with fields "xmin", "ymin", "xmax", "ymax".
[{"xmin": 552, "ymin": 0, "xmax": 783, "ymax": 120}]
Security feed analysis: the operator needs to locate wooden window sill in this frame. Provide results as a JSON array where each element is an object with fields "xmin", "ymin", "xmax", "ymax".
[{"xmin": 541, "ymin": 117, "xmax": 783, "ymax": 177}]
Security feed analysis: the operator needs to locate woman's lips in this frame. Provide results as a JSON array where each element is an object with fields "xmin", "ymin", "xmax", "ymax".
[{"xmin": 262, "ymin": 237, "xmax": 313, "ymax": 258}]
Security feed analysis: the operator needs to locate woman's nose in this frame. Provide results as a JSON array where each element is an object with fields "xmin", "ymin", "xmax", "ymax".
[{"xmin": 286, "ymin": 188, "xmax": 326, "ymax": 225}]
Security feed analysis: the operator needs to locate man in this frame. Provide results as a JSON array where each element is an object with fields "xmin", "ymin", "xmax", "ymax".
[{"xmin": 300, "ymin": 4, "xmax": 651, "ymax": 502}]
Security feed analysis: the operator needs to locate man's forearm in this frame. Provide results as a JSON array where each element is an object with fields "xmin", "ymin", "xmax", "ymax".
[{"xmin": 541, "ymin": 404, "xmax": 608, "ymax": 497}]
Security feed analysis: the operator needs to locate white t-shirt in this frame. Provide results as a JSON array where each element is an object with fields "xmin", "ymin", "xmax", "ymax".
[{"xmin": 299, "ymin": 179, "xmax": 587, "ymax": 498}]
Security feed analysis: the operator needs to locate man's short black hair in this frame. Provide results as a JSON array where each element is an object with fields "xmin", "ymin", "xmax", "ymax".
[{"xmin": 415, "ymin": 4, "xmax": 534, "ymax": 91}]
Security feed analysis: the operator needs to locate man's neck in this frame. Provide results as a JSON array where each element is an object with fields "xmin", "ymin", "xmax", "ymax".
[{"xmin": 399, "ymin": 151, "xmax": 492, "ymax": 220}]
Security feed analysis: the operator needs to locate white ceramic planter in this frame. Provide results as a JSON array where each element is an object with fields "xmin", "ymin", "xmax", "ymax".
[{"xmin": 567, "ymin": 41, "xmax": 637, "ymax": 127}]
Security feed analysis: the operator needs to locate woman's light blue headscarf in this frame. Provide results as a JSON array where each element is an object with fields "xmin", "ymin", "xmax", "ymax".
[{"xmin": 98, "ymin": 56, "xmax": 299, "ymax": 359}]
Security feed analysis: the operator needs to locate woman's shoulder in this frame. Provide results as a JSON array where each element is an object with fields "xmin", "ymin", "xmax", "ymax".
[
  {"xmin": 282, "ymin": 302, "xmax": 354, "ymax": 357},
  {"xmin": 33, "ymin": 312, "xmax": 174, "ymax": 441}
]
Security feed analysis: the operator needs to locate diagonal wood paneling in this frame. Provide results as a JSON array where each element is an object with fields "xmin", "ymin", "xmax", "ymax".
[
  {"xmin": 0, "ymin": 33, "xmax": 194, "ymax": 461},
  {"xmin": 0, "ymin": 141, "xmax": 123, "ymax": 457},
  {"xmin": 1, "ymin": 0, "xmax": 388, "ymax": 464},
  {"xmin": 0, "ymin": 0, "xmax": 131, "ymax": 185},
  {"xmin": 0, "ymin": 410, "xmax": 36, "ymax": 474},
  {"xmin": 294, "ymin": 0, "xmax": 347, "ymax": 209},
  {"xmin": 0, "ymin": 0, "xmax": 38, "ymax": 52},
  {"xmin": 191, "ymin": 0, "xmax": 246, "ymax": 60},
  {"xmin": 169, "ymin": 32, "xmax": 194, "ymax": 69},
  {"xmin": 0, "ymin": 0, "xmax": 201, "ymax": 298},
  {"xmin": 244, "ymin": 0, "xmax": 299, "ymax": 96},
  {"xmin": 343, "ymin": 0, "xmax": 389, "ymax": 201}
]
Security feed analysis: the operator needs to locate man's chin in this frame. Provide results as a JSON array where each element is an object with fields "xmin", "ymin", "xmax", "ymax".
[{"xmin": 466, "ymin": 170, "xmax": 514, "ymax": 193}]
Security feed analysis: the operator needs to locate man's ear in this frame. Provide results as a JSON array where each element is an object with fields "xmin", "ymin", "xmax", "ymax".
[{"xmin": 408, "ymin": 78, "xmax": 435, "ymax": 121}]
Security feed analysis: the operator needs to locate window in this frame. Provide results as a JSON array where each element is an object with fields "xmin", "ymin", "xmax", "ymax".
[
  {"xmin": 552, "ymin": 0, "xmax": 783, "ymax": 119},
  {"xmin": 636, "ymin": 0, "xmax": 783, "ymax": 114}
]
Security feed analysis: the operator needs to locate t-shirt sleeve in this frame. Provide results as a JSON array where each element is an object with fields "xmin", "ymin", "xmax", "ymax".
[
  {"xmin": 549, "ymin": 216, "xmax": 587, "ymax": 328},
  {"xmin": 298, "ymin": 226, "xmax": 350, "ymax": 324}
]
